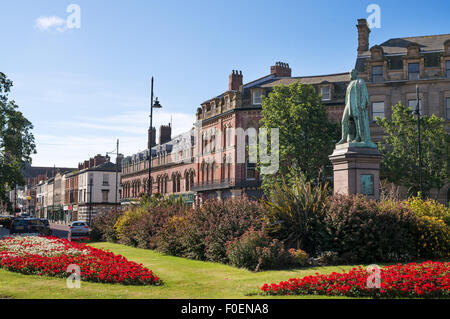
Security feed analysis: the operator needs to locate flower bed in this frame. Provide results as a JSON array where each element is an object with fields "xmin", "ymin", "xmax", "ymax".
[
  {"xmin": 261, "ymin": 261, "xmax": 450, "ymax": 298},
  {"xmin": 0, "ymin": 236, "xmax": 161, "ymax": 285}
]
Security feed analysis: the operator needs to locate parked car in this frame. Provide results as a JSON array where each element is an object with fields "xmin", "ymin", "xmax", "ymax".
[
  {"xmin": 0, "ymin": 216, "xmax": 13, "ymax": 229},
  {"xmin": 10, "ymin": 218, "xmax": 52, "ymax": 236},
  {"xmin": 68, "ymin": 221, "xmax": 90, "ymax": 241}
]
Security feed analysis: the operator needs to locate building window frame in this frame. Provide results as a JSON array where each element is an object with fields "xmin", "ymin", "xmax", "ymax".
[
  {"xmin": 371, "ymin": 65, "xmax": 383, "ymax": 83},
  {"xmin": 408, "ymin": 99, "xmax": 423, "ymax": 115},
  {"xmin": 372, "ymin": 101, "xmax": 385, "ymax": 122},
  {"xmin": 408, "ymin": 63, "xmax": 420, "ymax": 80},
  {"xmin": 252, "ymin": 90, "xmax": 262, "ymax": 105},
  {"xmin": 446, "ymin": 60, "xmax": 450, "ymax": 79},
  {"xmin": 320, "ymin": 86, "xmax": 331, "ymax": 101},
  {"xmin": 246, "ymin": 161, "xmax": 256, "ymax": 180},
  {"xmin": 446, "ymin": 97, "xmax": 450, "ymax": 120}
]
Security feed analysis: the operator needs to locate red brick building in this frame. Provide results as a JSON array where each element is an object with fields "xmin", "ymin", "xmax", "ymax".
[{"xmin": 120, "ymin": 61, "xmax": 348, "ymax": 205}]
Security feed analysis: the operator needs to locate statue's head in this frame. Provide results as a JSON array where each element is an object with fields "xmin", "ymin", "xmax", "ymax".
[{"xmin": 350, "ymin": 69, "xmax": 358, "ymax": 80}]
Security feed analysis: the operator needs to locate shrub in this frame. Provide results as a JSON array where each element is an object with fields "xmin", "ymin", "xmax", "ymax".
[
  {"xmin": 287, "ymin": 248, "xmax": 309, "ymax": 267},
  {"xmin": 176, "ymin": 198, "xmax": 266, "ymax": 263},
  {"xmin": 407, "ymin": 196, "xmax": 450, "ymax": 226},
  {"xmin": 116, "ymin": 205, "xmax": 186, "ymax": 249},
  {"xmin": 91, "ymin": 209, "xmax": 122, "ymax": 242},
  {"xmin": 415, "ymin": 215, "xmax": 450, "ymax": 259},
  {"xmin": 321, "ymin": 195, "xmax": 417, "ymax": 263},
  {"xmin": 225, "ymin": 228, "xmax": 288, "ymax": 271},
  {"xmin": 155, "ymin": 215, "xmax": 188, "ymax": 256},
  {"xmin": 263, "ymin": 174, "xmax": 329, "ymax": 254}
]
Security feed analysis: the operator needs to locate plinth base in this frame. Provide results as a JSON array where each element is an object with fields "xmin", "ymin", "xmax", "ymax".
[{"xmin": 329, "ymin": 146, "xmax": 383, "ymax": 200}]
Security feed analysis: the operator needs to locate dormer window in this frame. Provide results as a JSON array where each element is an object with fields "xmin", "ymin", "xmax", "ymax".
[
  {"xmin": 371, "ymin": 65, "xmax": 383, "ymax": 82},
  {"xmin": 320, "ymin": 86, "xmax": 331, "ymax": 100},
  {"xmin": 408, "ymin": 63, "xmax": 420, "ymax": 80},
  {"xmin": 252, "ymin": 91, "xmax": 262, "ymax": 105},
  {"xmin": 225, "ymin": 96, "xmax": 230, "ymax": 109}
]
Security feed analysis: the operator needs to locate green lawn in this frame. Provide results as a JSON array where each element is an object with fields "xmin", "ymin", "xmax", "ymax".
[{"xmin": 0, "ymin": 242, "xmax": 365, "ymax": 299}]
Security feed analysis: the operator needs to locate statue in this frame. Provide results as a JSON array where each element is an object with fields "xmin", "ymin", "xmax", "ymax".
[{"xmin": 337, "ymin": 69, "xmax": 376, "ymax": 148}]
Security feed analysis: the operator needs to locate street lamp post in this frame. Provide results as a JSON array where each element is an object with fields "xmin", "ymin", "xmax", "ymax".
[
  {"xmin": 106, "ymin": 139, "xmax": 120, "ymax": 212},
  {"xmin": 414, "ymin": 84, "xmax": 423, "ymax": 197},
  {"xmin": 148, "ymin": 77, "xmax": 162, "ymax": 196}
]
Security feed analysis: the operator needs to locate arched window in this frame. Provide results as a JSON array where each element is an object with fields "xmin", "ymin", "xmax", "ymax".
[
  {"xmin": 211, "ymin": 162, "xmax": 215, "ymax": 183},
  {"xmin": 185, "ymin": 171, "xmax": 189, "ymax": 191},
  {"xmin": 164, "ymin": 176, "xmax": 168, "ymax": 194},
  {"xmin": 222, "ymin": 156, "xmax": 227, "ymax": 181},
  {"xmin": 190, "ymin": 171, "xmax": 194, "ymax": 190}
]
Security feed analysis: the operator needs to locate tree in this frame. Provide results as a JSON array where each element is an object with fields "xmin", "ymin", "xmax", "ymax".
[
  {"xmin": 376, "ymin": 102, "xmax": 449, "ymax": 198},
  {"xmin": 0, "ymin": 72, "xmax": 36, "ymax": 210},
  {"xmin": 259, "ymin": 82, "xmax": 339, "ymax": 192}
]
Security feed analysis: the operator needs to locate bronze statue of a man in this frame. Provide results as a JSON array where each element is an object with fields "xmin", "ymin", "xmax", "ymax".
[{"xmin": 337, "ymin": 69, "xmax": 376, "ymax": 148}]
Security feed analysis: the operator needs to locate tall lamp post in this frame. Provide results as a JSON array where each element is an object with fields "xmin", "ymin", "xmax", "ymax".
[
  {"xmin": 106, "ymin": 139, "xmax": 120, "ymax": 212},
  {"xmin": 414, "ymin": 84, "xmax": 423, "ymax": 197},
  {"xmin": 148, "ymin": 77, "xmax": 162, "ymax": 196}
]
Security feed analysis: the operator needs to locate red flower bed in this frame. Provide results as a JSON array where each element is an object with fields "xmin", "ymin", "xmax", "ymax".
[
  {"xmin": 261, "ymin": 261, "xmax": 450, "ymax": 298},
  {"xmin": 0, "ymin": 236, "xmax": 161, "ymax": 285}
]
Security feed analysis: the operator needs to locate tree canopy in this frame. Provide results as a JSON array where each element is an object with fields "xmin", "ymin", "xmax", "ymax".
[
  {"xmin": 259, "ymin": 82, "xmax": 339, "ymax": 192},
  {"xmin": 376, "ymin": 102, "xmax": 449, "ymax": 198},
  {"xmin": 0, "ymin": 72, "xmax": 36, "ymax": 209}
]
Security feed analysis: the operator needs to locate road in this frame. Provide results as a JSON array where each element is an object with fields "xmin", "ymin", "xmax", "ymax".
[
  {"xmin": 49, "ymin": 224, "xmax": 69, "ymax": 239},
  {"xmin": 0, "ymin": 224, "xmax": 69, "ymax": 239}
]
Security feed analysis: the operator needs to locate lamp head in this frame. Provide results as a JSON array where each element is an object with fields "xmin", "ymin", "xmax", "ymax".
[{"xmin": 153, "ymin": 97, "xmax": 162, "ymax": 108}]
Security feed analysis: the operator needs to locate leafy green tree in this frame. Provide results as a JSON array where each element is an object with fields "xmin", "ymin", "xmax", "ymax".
[
  {"xmin": 0, "ymin": 72, "xmax": 36, "ymax": 210},
  {"xmin": 259, "ymin": 82, "xmax": 339, "ymax": 191},
  {"xmin": 376, "ymin": 102, "xmax": 449, "ymax": 198}
]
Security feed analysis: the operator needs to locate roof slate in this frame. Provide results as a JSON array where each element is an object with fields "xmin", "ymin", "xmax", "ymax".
[
  {"xmin": 358, "ymin": 33, "xmax": 450, "ymax": 56},
  {"xmin": 260, "ymin": 73, "xmax": 351, "ymax": 87}
]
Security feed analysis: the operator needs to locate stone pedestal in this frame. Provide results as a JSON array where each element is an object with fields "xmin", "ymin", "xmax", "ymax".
[{"xmin": 329, "ymin": 145, "xmax": 383, "ymax": 200}]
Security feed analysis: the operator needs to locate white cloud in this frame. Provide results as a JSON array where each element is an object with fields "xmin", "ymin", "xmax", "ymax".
[{"xmin": 35, "ymin": 16, "xmax": 67, "ymax": 32}]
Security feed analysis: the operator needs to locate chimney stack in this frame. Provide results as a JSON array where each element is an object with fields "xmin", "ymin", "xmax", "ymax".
[
  {"xmin": 148, "ymin": 126, "xmax": 156, "ymax": 149},
  {"xmin": 159, "ymin": 124, "xmax": 172, "ymax": 145},
  {"xmin": 357, "ymin": 18, "xmax": 370, "ymax": 54},
  {"xmin": 270, "ymin": 62, "xmax": 291, "ymax": 77},
  {"xmin": 229, "ymin": 70, "xmax": 243, "ymax": 91}
]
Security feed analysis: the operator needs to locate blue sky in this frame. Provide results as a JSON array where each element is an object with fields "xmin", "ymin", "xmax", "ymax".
[{"xmin": 1, "ymin": 0, "xmax": 449, "ymax": 167}]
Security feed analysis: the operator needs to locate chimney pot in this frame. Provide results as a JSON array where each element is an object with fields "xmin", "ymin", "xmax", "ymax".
[
  {"xmin": 229, "ymin": 69, "xmax": 243, "ymax": 91},
  {"xmin": 356, "ymin": 18, "xmax": 371, "ymax": 54},
  {"xmin": 159, "ymin": 124, "xmax": 172, "ymax": 145},
  {"xmin": 270, "ymin": 61, "xmax": 292, "ymax": 77}
]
